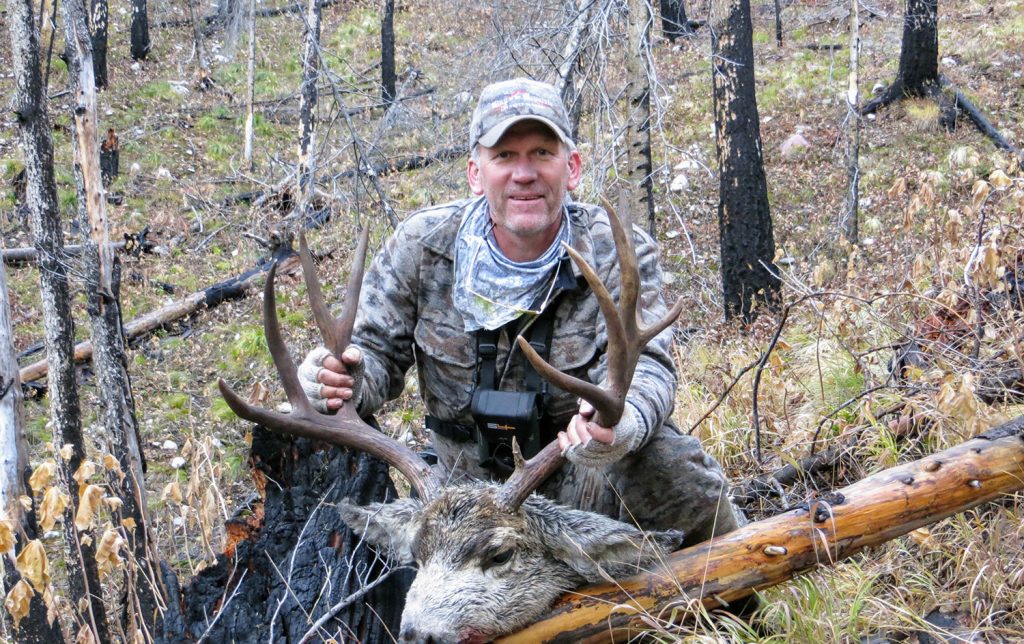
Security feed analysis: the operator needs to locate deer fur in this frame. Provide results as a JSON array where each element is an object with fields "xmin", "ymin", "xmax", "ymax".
[{"xmin": 338, "ymin": 485, "xmax": 684, "ymax": 644}]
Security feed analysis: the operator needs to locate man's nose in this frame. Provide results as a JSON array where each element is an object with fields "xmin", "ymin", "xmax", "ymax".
[{"xmin": 510, "ymin": 159, "xmax": 538, "ymax": 182}]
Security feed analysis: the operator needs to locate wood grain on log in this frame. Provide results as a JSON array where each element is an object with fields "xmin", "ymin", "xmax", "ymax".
[{"xmin": 500, "ymin": 416, "xmax": 1024, "ymax": 643}]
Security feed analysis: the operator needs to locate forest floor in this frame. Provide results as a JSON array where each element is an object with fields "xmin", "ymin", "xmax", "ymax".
[{"xmin": 2, "ymin": 0, "xmax": 1023, "ymax": 641}]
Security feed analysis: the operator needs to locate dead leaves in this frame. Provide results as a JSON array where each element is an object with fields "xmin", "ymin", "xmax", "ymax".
[
  {"xmin": 15, "ymin": 539, "xmax": 50, "ymax": 592},
  {"xmin": 4, "ymin": 580, "xmax": 33, "ymax": 628}
]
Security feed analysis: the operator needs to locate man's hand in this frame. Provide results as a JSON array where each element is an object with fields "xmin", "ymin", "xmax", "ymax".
[
  {"xmin": 558, "ymin": 400, "xmax": 643, "ymax": 468},
  {"xmin": 297, "ymin": 346, "xmax": 364, "ymax": 413}
]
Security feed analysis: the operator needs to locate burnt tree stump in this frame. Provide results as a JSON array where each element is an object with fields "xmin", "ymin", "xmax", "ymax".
[{"xmin": 163, "ymin": 425, "xmax": 412, "ymax": 642}]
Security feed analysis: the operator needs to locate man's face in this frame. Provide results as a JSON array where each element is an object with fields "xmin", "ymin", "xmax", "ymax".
[{"xmin": 467, "ymin": 121, "xmax": 582, "ymax": 246}]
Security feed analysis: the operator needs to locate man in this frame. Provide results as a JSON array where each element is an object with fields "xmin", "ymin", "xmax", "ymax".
[{"xmin": 298, "ymin": 78, "xmax": 739, "ymax": 544}]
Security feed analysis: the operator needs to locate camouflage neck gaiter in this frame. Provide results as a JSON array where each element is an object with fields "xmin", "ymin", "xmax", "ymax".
[{"xmin": 453, "ymin": 196, "xmax": 569, "ymax": 332}]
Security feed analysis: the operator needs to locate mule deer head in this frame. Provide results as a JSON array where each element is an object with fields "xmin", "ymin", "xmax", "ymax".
[{"xmin": 219, "ymin": 202, "xmax": 684, "ymax": 643}]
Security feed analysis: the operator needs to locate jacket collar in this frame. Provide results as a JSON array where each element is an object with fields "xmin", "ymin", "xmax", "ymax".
[{"xmin": 421, "ymin": 196, "xmax": 597, "ymax": 285}]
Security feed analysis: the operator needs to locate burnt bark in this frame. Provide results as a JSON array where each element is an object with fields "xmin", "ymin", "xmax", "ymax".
[
  {"xmin": 380, "ymin": 0, "xmax": 396, "ymax": 106},
  {"xmin": 625, "ymin": 0, "xmax": 656, "ymax": 236},
  {"xmin": 710, "ymin": 0, "xmax": 780, "ymax": 322},
  {"xmin": 162, "ymin": 427, "xmax": 412, "ymax": 642},
  {"xmin": 88, "ymin": 0, "xmax": 108, "ymax": 89},
  {"xmin": 130, "ymin": 0, "xmax": 150, "ymax": 59},
  {"xmin": 862, "ymin": 0, "xmax": 938, "ymax": 114},
  {"xmin": 13, "ymin": 0, "xmax": 109, "ymax": 638},
  {"xmin": 660, "ymin": 0, "xmax": 693, "ymax": 40}
]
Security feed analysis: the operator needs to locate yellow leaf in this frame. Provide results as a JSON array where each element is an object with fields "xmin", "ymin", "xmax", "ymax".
[
  {"xmin": 75, "ymin": 485, "xmax": 105, "ymax": 531},
  {"xmin": 972, "ymin": 179, "xmax": 991, "ymax": 209},
  {"xmin": 75, "ymin": 625, "xmax": 97, "ymax": 644},
  {"xmin": 15, "ymin": 540, "xmax": 49, "ymax": 592},
  {"xmin": 162, "ymin": 482, "xmax": 183, "ymax": 504},
  {"xmin": 989, "ymin": 169, "xmax": 1011, "ymax": 189},
  {"xmin": 29, "ymin": 461, "xmax": 57, "ymax": 495},
  {"xmin": 95, "ymin": 528, "xmax": 125, "ymax": 574},
  {"xmin": 4, "ymin": 580, "xmax": 33, "ymax": 629},
  {"xmin": 73, "ymin": 461, "xmax": 97, "ymax": 486},
  {"xmin": 59, "ymin": 444, "xmax": 73, "ymax": 460},
  {"xmin": 0, "ymin": 520, "xmax": 15, "ymax": 555},
  {"xmin": 887, "ymin": 176, "xmax": 906, "ymax": 198},
  {"xmin": 102, "ymin": 454, "xmax": 119, "ymax": 471},
  {"xmin": 103, "ymin": 496, "xmax": 124, "ymax": 512},
  {"xmin": 19, "ymin": 495, "xmax": 33, "ymax": 511},
  {"xmin": 40, "ymin": 487, "xmax": 69, "ymax": 531},
  {"xmin": 121, "ymin": 517, "xmax": 137, "ymax": 530}
]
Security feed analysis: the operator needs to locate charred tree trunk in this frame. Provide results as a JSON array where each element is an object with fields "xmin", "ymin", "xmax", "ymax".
[
  {"xmin": 64, "ymin": 0, "xmax": 161, "ymax": 635},
  {"xmin": 296, "ymin": 0, "xmax": 321, "ymax": 217},
  {"xmin": 0, "ymin": 260, "xmax": 62, "ymax": 641},
  {"xmin": 774, "ymin": 0, "xmax": 783, "ymax": 46},
  {"xmin": 163, "ymin": 427, "xmax": 412, "ymax": 642},
  {"xmin": 841, "ymin": 0, "xmax": 861, "ymax": 245},
  {"xmin": 187, "ymin": 0, "xmax": 212, "ymax": 85},
  {"xmin": 625, "ymin": 0, "xmax": 656, "ymax": 235},
  {"xmin": 502, "ymin": 416, "xmax": 1024, "ymax": 642},
  {"xmin": 710, "ymin": 0, "xmax": 780, "ymax": 322},
  {"xmin": 88, "ymin": 0, "xmax": 108, "ymax": 89},
  {"xmin": 130, "ymin": 0, "xmax": 150, "ymax": 59},
  {"xmin": 660, "ymin": 0, "xmax": 693, "ymax": 40},
  {"xmin": 380, "ymin": 0, "xmax": 396, "ymax": 106},
  {"xmin": 14, "ymin": 0, "xmax": 110, "ymax": 638},
  {"xmin": 862, "ymin": 0, "xmax": 938, "ymax": 114}
]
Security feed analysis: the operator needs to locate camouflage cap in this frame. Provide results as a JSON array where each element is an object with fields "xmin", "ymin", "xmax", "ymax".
[{"xmin": 469, "ymin": 78, "xmax": 574, "ymax": 151}]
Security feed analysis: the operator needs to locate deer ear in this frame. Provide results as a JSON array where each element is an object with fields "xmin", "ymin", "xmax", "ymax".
[
  {"xmin": 337, "ymin": 497, "xmax": 423, "ymax": 563},
  {"xmin": 524, "ymin": 497, "xmax": 685, "ymax": 582}
]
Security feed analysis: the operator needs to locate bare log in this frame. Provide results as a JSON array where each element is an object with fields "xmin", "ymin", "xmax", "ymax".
[
  {"xmin": 19, "ymin": 248, "xmax": 300, "ymax": 384},
  {"xmin": 3, "ymin": 230, "xmax": 152, "ymax": 266},
  {"xmin": 500, "ymin": 416, "xmax": 1024, "ymax": 643}
]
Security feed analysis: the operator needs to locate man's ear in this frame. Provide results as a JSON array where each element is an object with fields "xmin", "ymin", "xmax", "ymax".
[
  {"xmin": 467, "ymin": 159, "xmax": 484, "ymax": 195},
  {"xmin": 337, "ymin": 497, "xmax": 423, "ymax": 563},
  {"xmin": 565, "ymin": 149, "xmax": 582, "ymax": 192},
  {"xmin": 522, "ymin": 496, "xmax": 684, "ymax": 582}
]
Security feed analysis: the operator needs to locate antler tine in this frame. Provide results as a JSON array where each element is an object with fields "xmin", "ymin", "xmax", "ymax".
[
  {"xmin": 219, "ymin": 234, "xmax": 442, "ymax": 501},
  {"xmin": 299, "ymin": 226, "xmax": 370, "ymax": 358},
  {"xmin": 499, "ymin": 197, "xmax": 685, "ymax": 512}
]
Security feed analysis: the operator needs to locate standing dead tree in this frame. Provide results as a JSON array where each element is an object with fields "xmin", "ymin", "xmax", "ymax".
[
  {"xmin": 62, "ymin": 0, "xmax": 163, "ymax": 634},
  {"xmin": 840, "ymin": 0, "xmax": 861, "ymax": 245},
  {"xmin": 624, "ymin": 0, "xmax": 656, "ymax": 235},
  {"xmin": 710, "ymin": 0, "xmax": 780, "ymax": 324},
  {"xmin": 380, "ymin": 0, "xmax": 396, "ymax": 106},
  {"xmin": 660, "ymin": 0, "xmax": 694, "ymax": 40},
  {"xmin": 243, "ymin": 0, "xmax": 257, "ymax": 170},
  {"xmin": 130, "ymin": 0, "xmax": 150, "ymax": 59},
  {"xmin": 89, "ymin": 0, "xmax": 108, "ymax": 88},
  {"xmin": 11, "ymin": 0, "xmax": 110, "ymax": 638},
  {"xmin": 295, "ymin": 0, "xmax": 322, "ymax": 218},
  {"xmin": 863, "ymin": 0, "xmax": 1022, "ymax": 164}
]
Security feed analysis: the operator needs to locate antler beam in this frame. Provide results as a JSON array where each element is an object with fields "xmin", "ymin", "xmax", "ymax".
[{"xmin": 219, "ymin": 229, "xmax": 442, "ymax": 501}]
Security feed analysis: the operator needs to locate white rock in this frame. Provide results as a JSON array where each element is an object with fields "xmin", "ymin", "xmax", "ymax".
[
  {"xmin": 670, "ymin": 174, "xmax": 690, "ymax": 192},
  {"xmin": 673, "ymin": 158, "xmax": 700, "ymax": 172},
  {"xmin": 941, "ymin": 57, "xmax": 957, "ymax": 67},
  {"xmin": 131, "ymin": 62, "xmax": 142, "ymax": 72},
  {"xmin": 777, "ymin": 256, "xmax": 797, "ymax": 266},
  {"xmin": 162, "ymin": 440, "xmax": 178, "ymax": 451},
  {"xmin": 665, "ymin": 229, "xmax": 680, "ymax": 239},
  {"xmin": 661, "ymin": 271, "xmax": 678, "ymax": 286},
  {"xmin": 156, "ymin": 167, "xmax": 174, "ymax": 180},
  {"xmin": 130, "ymin": 162, "xmax": 141, "ymax": 175},
  {"xmin": 780, "ymin": 133, "xmax": 810, "ymax": 158},
  {"xmin": 172, "ymin": 516, "xmax": 185, "ymax": 528},
  {"xmin": 169, "ymin": 82, "xmax": 189, "ymax": 95},
  {"xmin": 170, "ymin": 456, "xmax": 187, "ymax": 469}
]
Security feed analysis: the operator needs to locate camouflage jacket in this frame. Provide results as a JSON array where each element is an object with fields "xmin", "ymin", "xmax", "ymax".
[{"xmin": 352, "ymin": 197, "xmax": 678, "ymax": 451}]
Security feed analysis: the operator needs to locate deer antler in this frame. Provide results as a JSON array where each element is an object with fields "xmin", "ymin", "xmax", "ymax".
[
  {"xmin": 218, "ymin": 228, "xmax": 442, "ymax": 501},
  {"xmin": 497, "ymin": 199, "xmax": 684, "ymax": 511}
]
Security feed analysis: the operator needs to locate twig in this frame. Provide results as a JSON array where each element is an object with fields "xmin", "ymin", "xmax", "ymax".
[{"xmin": 297, "ymin": 566, "xmax": 410, "ymax": 644}]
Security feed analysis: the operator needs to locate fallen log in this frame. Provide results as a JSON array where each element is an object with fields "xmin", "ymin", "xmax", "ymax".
[
  {"xmin": 500, "ymin": 415, "xmax": 1024, "ymax": 643},
  {"xmin": 3, "ymin": 228, "xmax": 153, "ymax": 266},
  {"xmin": 19, "ymin": 247, "xmax": 300, "ymax": 384}
]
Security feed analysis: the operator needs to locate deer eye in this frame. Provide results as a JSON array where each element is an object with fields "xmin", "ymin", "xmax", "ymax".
[{"xmin": 489, "ymin": 549, "xmax": 513, "ymax": 566}]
